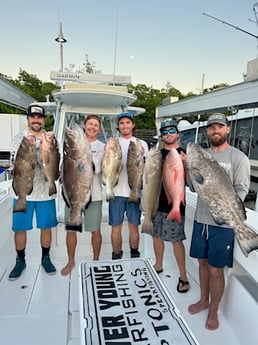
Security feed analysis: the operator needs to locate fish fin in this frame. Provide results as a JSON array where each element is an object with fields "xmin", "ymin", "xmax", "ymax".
[
  {"xmin": 84, "ymin": 197, "xmax": 92, "ymax": 210},
  {"xmin": 128, "ymin": 192, "xmax": 139, "ymax": 204},
  {"xmin": 235, "ymin": 225, "xmax": 258, "ymax": 257},
  {"xmin": 12, "ymin": 182, "xmax": 18, "ymax": 196},
  {"xmin": 13, "ymin": 197, "xmax": 27, "ymax": 213},
  {"xmin": 61, "ymin": 188, "xmax": 70, "ymax": 208},
  {"xmin": 66, "ymin": 223, "xmax": 82, "ymax": 232},
  {"xmin": 166, "ymin": 208, "xmax": 182, "ymax": 223},
  {"xmin": 49, "ymin": 182, "xmax": 57, "ymax": 196},
  {"xmin": 211, "ymin": 216, "xmax": 226, "ymax": 226},
  {"xmin": 236, "ymin": 196, "xmax": 247, "ymax": 221},
  {"xmin": 106, "ymin": 189, "xmax": 115, "ymax": 201},
  {"xmin": 141, "ymin": 219, "xmax": 154, "ymax": 235}
]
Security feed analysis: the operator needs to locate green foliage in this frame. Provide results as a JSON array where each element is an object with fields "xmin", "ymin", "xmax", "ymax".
[{"xmin": 0, "ymin": 66, "xmax": 232, "ymax": 131}]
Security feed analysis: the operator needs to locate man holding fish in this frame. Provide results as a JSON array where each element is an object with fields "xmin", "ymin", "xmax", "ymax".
[
  {"xmin": 107, "ymin": 111, "xmax": 148, "ymax": 260},
  {"xmin": 151, "ymin": 120, "xmax": 189, "ymax": 293},
  {"xmin": 9, "ymin": 105, "xmax": 60, "ymax": 280},
  {"xmin": 187, "ymin": 113, "xmax": 251, "ymax": 330}
]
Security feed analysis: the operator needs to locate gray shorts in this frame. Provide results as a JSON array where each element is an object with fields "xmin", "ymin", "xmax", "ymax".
[
  {"xmin": 153, "ymin": 211, "xmax": 186, "ymax": 242},
  {"xmin": 65, "ymin": 200, "xmax": 102, "ymax": 232}
]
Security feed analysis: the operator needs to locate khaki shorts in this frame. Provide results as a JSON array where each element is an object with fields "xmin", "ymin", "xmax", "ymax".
[{"xmin": 65, "ymin": 200, "xmax": 102, "ymax": 232}]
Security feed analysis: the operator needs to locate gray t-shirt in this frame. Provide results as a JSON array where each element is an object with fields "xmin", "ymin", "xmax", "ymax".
[{"xmin": 194, "ymin": 146, "xmax": 250, "ymax": 226}]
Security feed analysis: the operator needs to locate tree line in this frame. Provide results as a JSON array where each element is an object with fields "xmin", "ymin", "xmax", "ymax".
[{"xmin": 0, "ymin": 66, "xmax": 229, "ymax": 131}]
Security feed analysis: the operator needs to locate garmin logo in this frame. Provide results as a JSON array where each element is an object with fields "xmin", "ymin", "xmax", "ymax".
[
  {"xmin": 50, "ymin": 71, "xmax": 80, "ymax": 81},
  {"xmin": 57, "ymin": 72, "xmax": 80, "ymax": 79}
]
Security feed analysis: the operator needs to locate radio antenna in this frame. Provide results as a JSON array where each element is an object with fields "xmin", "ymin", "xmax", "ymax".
[{"xmin": 203, "ymin": 12, "xmax": 258, "ymax": 39}]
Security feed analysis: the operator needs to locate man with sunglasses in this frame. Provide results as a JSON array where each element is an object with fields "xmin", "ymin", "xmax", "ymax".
[
  {"xmin": 109, "ymin": 111, "xmax": 148, "ymax": 260},
  {"xmin": 152, "ymin": 119, "xmax": 189, "ymax": 293}
]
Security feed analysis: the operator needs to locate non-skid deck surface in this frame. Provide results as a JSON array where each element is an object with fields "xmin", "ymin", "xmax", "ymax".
[{"xmin": 0, "ymin": 219, "xmax": 241, "ymax": 345}]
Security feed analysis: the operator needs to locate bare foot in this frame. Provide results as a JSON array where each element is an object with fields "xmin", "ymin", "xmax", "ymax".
[
  {"xmin": 61, "ymin": 263, "xmax": 75, "ymax": 276},
  {"xmin": 205, "ymin": 313, "xmax": 219, "ymax": 330},
  {"xmin": 188, "ymin": 301, "xmax": 209, "ymax": 314}
]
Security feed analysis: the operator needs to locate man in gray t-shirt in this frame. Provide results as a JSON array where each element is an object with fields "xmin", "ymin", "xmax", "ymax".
[{"xmin": 187, "ymin": 113, "xmax": 250, "ymax": 331}]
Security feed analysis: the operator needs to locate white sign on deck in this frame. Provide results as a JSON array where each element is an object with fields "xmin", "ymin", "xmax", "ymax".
[{"xmin": 79, "ymin": 259, "xmax": 197, "ymax": 345}]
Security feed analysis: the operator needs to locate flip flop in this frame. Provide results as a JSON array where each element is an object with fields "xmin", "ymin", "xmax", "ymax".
[
  {"xmin": 156, "ymin": 269, "xmax": 163, "ymax": 274},
  {"xmin": 177, "ymin": 277, "xmax": 190, "ymax": 293}
]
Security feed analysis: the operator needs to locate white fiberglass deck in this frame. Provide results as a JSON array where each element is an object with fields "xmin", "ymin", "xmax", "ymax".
[{"xmin": 0, "ymin": 193, "xmax": 251, "ymax": 345}]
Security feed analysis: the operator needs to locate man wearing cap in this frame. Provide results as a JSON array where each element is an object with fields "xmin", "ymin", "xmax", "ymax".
[
  {"xmin": 8, "ymin": 105, "xmax": 59, "ymax": 280},
  {"xmin": 188, "ymin": 113, "xmax": 250, "ymax": 330},
  {"xmin": 152, "ymin": 119, "xmax": 189, "ymax": 293},
  {"xmin": 109, "ymin": 111, "xmax": 148, "ymax": 260}
]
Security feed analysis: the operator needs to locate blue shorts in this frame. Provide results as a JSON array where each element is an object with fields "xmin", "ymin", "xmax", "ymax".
[
  {"xmin": 108, "ymin": 196, "xmax": 141, "ymax": 226},
  {"xmin": 12, "ymin": 199, "xmax": 58, "ymax": 232},
  {"xmin": 189, "ymin": 220, "xmax": 234, "ymax": 268}
]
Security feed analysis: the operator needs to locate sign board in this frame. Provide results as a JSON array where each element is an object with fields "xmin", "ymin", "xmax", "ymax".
[
  {"xmin": 50, "ymin": 71, "xmax": 132, "ymax": 85},
  {"xmin": 79, "ymin": 259, "xmax": 198, "ymax": 345}
]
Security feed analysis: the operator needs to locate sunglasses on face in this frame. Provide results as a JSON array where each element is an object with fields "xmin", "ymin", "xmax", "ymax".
[{"xmin": 161, "ymin": 127, "xmax": 177, "ymax": 136}]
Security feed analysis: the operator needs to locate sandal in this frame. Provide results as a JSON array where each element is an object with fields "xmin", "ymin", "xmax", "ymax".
[{"xmin": 177, "ymin": 277, "xmax": 190, "ymax": 293}]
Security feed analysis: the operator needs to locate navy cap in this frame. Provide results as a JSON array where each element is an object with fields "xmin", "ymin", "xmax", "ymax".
[
  {"xmin": 117, "ymin": 111, "xmax": 134, "ymax": 122},
  {"xmin": 27, "ymin": 105, "xmax": 46, "ymax": 117},
  {"xmin": 159, "ymin": 119, "xmax": 178, "ymax": 132}
]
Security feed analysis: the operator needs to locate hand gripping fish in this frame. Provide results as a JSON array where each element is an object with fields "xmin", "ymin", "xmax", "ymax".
[{"xmin": 186, "ymin": 142, "xmax": 258, "ymax": 257}]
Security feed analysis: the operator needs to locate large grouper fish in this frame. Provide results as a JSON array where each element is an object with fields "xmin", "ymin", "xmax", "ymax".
[
  {"xmin": 127, "ymin": 139, "xmax": 145, "ymax": 203},
  {"xmin": 141, "ymin": 147, "xmax": 163, "ymax": 235},
  {"xmin": 186, "ymin": 142, "xmax": 258, "ymax": 257},
  {"xmin": 12, "ymin": 135, "xmax": 37, "ymax": 212},
  {"xmin": 40, "ymin": 131, "xmax": 60, "ymax": 196},
  {"xmin": 102, "ymin": 137, "xmax": 122, "ymax": 201},
  {"xmin": 62, "ymin": 125, "xmax": 93, "ymax": 231}
]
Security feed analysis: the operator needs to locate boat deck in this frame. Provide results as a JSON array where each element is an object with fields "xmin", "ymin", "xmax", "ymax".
[{"xmin": 0, "ymin": 204, "xmax": 243, "ymax": 345}]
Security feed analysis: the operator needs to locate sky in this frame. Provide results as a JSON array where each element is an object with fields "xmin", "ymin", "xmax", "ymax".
[{"xmin": 1, "ymin": 0, "xmax": 258, "ymax": 94}]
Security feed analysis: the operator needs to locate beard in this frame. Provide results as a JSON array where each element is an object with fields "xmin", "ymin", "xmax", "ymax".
[
  {"xmin": 30, "ymin": 123, "xmax": 43, "ymax": 132},
  {"xmin": 209, "ymin": 134, "xmax": 227, "ymax": 147}
]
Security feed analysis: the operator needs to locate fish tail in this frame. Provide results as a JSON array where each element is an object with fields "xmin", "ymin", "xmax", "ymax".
[
  {"xmin": 166, "ymin": 208, "xmax": 182, "ymax": 223},
  {"xmin": 141, "ymin": 217, "xmax": 154, "ymax": 236},
  {"xmin": 106, "ymin": 188, "xmax": 115, "ymax": 201},
  {"xmin": 48, "ymin": 182, "xmax": 57, "ymax": 196},
  {"xmin": 13, "ymin": 197, "xmax": 27, "ymax": 213},
  {"xmin": 128, "ymin": 191, "xmax": 139, "ymax": 203},
  {"xmin": 235, "ymin": 225, "xmax": 258, "ymax": 257},
  {"xmin": 66, "ymin": 215, "xmax": 83, "ymax": 232}
]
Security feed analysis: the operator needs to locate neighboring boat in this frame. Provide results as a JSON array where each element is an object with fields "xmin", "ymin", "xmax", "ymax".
[
  {"xmin": 0, "ymin": 71, "xmax": 257, "ymax": 345},
  {"xmin": 178, "ymin": 108, "xmax": 258, "ymax": 186}
]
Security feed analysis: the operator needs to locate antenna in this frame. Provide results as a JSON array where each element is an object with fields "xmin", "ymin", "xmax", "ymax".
[
  {"xmin": 203, "ymin": 12, "xmax": 258, "ymax": 39},
  {"xmin": 55, "ymin": 0, "xmax": 67, "ymax": 72},
  {"xmin": 113, "ymin": 0, "xmax": 119, "ymax": 77}
]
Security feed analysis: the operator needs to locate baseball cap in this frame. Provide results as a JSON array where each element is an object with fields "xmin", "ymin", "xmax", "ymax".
[
  {"xmin": 27, "ymin": 105, "xmax": 46, "ymax": 117},
  {"xmin": 207, "ymin": 113, "xmax": 229, "ymax": 126},
  {"xmin": 159, "ymin": 119, "xmax": 178, "ymax": 133},
  {"xmin": 117, "ymin": 111, "xmax": 134, "ymax": 122}
]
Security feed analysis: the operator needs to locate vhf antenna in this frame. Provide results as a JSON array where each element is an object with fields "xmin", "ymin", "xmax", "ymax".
[
  {"xmin": 202, "ymin": 12, "xmax": 258, "ymax": 39},
  {"xmin": 203, "ymin": 8, "xmax": 258, "ymax": 56}
]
